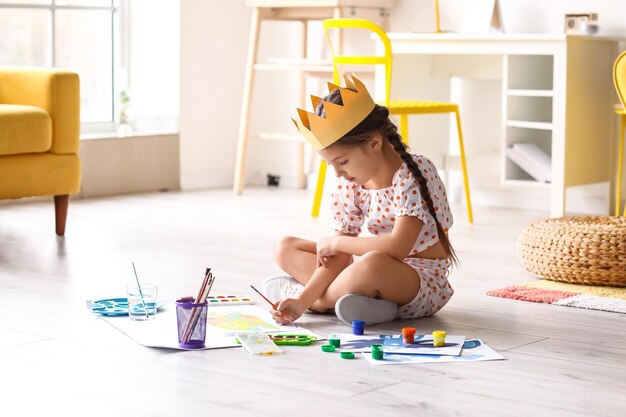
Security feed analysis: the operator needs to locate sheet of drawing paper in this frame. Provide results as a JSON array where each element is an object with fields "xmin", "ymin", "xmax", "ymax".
[
  {"xmin": 98, "ymin": 303, "xmax": 302, "ymax": 350},
  {"xmin": 362, "ymin": 339, "xmax": 505, "ymax": 365}
]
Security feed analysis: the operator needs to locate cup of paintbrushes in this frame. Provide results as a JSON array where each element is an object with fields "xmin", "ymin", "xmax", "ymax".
[{"xmin": 176, "ymin": 298, "xmax": 208, "ymax": 349}]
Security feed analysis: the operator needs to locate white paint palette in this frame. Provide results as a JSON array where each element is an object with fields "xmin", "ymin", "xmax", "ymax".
[{"xmin": 207, "ymin": 295, "xmax": 254, "ymax": 306}]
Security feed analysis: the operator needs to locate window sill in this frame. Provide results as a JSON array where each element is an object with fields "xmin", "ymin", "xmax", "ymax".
[{"xmin": 80, "ymin": 130, "xmax": 179, "ymax": 140}]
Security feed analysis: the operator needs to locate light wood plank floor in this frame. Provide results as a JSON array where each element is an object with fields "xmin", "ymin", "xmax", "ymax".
[{"xmin": 1, "ymin": 189, "xmax": 624, "ymax": 417}]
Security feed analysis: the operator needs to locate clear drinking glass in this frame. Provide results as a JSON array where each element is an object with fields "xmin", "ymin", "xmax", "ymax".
[{"xmin": 126, "ymin": 283, "xmax": 158, "ymax": 320}]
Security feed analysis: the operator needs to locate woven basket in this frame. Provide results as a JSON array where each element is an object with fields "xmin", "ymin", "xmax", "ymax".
[{"xmin": 517, "ymin": 216, "xmax": 626, "ymax": 286}]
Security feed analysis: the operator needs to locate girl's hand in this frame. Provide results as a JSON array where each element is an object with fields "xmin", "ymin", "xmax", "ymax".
[
  {"xmin": 316, "ymin": 236, "xmax": 338, "ymax": 267},
  {"xmin": 271, "ymin": 298, "xmax": 306, "ymax": 325}
]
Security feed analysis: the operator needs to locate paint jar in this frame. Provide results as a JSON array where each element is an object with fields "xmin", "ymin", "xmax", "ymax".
[
  {"xmin": 432, "ymin": 330, "xmax": 447, "ymax": 347},
  {"xmin": 176, "ymin": 298, "xmax": 208, "ymax": 349},
  {"xmin": 352, "ymin": 320, "xmax": 365, "ymax": 335},
  {"xmin": 371, "ymin": 344, "xmax": 384, "ymax": 360},
  {"xmin": 402, "ymin": 327, "xmax": 416, "ymax": 344},
  {"xmin": 328, "ymin": 333, "xmax": 341, "ymax": 348}
]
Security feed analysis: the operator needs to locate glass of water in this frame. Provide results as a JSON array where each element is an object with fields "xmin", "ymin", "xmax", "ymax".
[{"xmin": 126, "ymin": 283, "xmax": 158, "ymax": 320}]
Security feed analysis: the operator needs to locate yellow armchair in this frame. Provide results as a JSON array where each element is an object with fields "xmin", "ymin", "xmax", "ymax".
[{"xmin": 0, "ymin": 67, "xmax": 81, "ymax": 235}]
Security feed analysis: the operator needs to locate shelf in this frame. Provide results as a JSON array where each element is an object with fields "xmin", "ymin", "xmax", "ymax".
[
  {"xmin": 257, "ymin": 132, "xmax": 304, "ymax": 142},
  {"xmin": 254, "ymin": 63, "xmax": 334, "ymax": 73},
  {"xmin": 502, "ymin": 179, "xmax": 551, "ymax": 188},
  {"xmin": 505, "ymin": 54, "xmax": 554, "ymax": 187},
  {"xmin": 255, "ymin": 58, "xmax": 334, "ymax": 74},
  {"xmin": 505, "ymin": 143, "xmax": 551, "ymax": 183},
  {"xmin": 507, "ymin": 89, "xmax": 554, "ymax": 97},
  {"xmin": 246, "ymin": 1, "xmax": 397, "ymax": 12},
  {"xmin": 506, "ymin": 120, "xmax": 553, "ymax": 130}
]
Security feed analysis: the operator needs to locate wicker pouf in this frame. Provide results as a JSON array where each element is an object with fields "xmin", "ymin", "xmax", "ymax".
[{"xmin": 517, "ymin": 216, "xmax": 626, "ymax": 286}]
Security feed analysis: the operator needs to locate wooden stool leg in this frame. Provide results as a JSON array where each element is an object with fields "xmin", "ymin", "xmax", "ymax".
[
  {"xmin": 296, "ymin": 142, "xmax": 306, "ymax": 188},
  {"xmin": 54, "ymin": 195, "xmax": 69, "ymax": 236},
  {"xmin": 296, "ymin": 19, "xmax": 308, "ymax": 189},
  {"xmin": 454, "ymin": 108, "xmax": 474, "ymax": 224},
  {"xmin": 617, "ymin": 115, "xmax": 625, "ymax": 216},
  {"xmin": 311, "ymin": 13, "xmax": 340, "ymax": 217},
  {"xmin": 234, "ymin": 8, "xmax": 261, "ymax": 194}
]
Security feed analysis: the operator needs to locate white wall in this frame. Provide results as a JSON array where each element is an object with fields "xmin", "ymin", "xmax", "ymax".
[
  {"xmin": 391, "ymin": 0, "xmax": 626, "ymax": 36},
  {"xmin": 179, "ymin": 0, "xmax": 251, "ymax": 189},
  {"xmin": 179, "ymin": 1, "xmax": 386, "ymax": 190},
  {"xmin": 180, "ymin": 0, "xmax": 626, "ymax": 211}
]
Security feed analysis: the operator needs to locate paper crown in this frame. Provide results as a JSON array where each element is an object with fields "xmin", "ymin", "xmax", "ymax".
[{"xmin": 292, "ymin": 73, "xmax": 375, "ymax": 150}]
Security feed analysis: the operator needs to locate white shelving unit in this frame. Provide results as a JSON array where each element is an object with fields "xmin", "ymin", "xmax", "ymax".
[
  {"xmin": 382, "ymin": 33, "xmax": 624, "ymax": 216},
  {"xmin": 502, "ymin": 54, "xmax": 554, "ymax": 186}
]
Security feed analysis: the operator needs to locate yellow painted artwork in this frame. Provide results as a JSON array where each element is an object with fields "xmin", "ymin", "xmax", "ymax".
[{"xmin": 205, "ymin": 311, "xmax": 279, "ymax": 333}]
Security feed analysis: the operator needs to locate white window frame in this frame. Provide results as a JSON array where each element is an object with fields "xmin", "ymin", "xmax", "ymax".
[{"xmin": 0, "ymin": 0, "xmax": 128, "ymax": 135}]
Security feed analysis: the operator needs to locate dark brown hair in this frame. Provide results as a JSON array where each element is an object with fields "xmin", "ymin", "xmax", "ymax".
[{"xmin": 316, "ymin": 88, "xmax": 458, "ymax": 265}]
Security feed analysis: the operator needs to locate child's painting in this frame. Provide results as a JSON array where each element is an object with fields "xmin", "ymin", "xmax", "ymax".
[
  {"xmin": 340, "ymin": 333, "xmax": 466, "ymax": 356},
  {"xmin": 363, "ymin": 339, "xmax": 505, "ymax": 365},
  {"xmin": 205, "ymin": 306, "xmax": 280, "ymax": 334}
]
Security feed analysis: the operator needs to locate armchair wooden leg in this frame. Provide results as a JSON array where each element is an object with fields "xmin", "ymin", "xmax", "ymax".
[{"xmin": 54, "ymin": 195, "xmax": 69, "ymax": 236}]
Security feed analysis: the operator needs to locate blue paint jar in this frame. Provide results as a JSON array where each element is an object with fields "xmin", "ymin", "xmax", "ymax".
[{"xmin": 352, "ymin": 320, "xmax": 365, "ymax": 335}]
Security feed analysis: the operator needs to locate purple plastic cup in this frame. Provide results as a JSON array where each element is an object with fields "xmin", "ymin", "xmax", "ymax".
[{"xmin": 176, "ymin": 299, "xmax": 208, "ymax": 349}]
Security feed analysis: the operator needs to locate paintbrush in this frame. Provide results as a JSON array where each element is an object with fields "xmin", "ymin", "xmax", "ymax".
[
  {"xmin": 131, "ymin": 262, "xmax": 150, "ymax": 319},
  {"xmin": 182, "ymin": 269, "xmax": 213, "ymax": 343},
  {"xmin": 250, "ymin": 284, "xmax": 299, "ymax": 328},
  {"xmin": 194, "ymin": 268, "xmax": 212, "ymax": 303}
]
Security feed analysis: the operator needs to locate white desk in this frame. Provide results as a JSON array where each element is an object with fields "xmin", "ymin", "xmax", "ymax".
[{"xmin": 377, "ymin": 33, "xmax": 624, "ymax": 216}]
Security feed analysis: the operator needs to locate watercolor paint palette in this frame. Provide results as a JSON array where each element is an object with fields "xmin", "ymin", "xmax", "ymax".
[
  {"xmin": 90, "ymin": 298, "xmax": 165, "ymax": 316},
  {"xmin": 207, "ymin": 295, "xmax": 254, "ymax": 306},
  {"xmin": 269, "ymin": 334, "xmax": 318, "ymax": 346}
]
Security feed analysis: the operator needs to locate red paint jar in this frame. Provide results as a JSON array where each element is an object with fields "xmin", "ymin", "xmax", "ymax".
[{"xmin": 402, "ymin": 327, "xmax": 416, "ymax": 344}]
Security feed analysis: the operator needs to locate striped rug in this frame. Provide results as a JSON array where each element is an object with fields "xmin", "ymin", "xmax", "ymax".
[{"xmin": 487, "ymin": 280, "xmax": 626, "ymax": 314}]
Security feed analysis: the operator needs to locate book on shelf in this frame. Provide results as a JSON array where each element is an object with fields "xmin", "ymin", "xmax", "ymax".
[{"xmin": 505, "ymin": 142, "xmax": 552, "ymax": 183}]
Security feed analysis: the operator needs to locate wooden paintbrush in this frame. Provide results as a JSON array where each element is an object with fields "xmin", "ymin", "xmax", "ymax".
[{"xmin": 250, "ymin": 285, "xmax": 299, "ymax": 328}]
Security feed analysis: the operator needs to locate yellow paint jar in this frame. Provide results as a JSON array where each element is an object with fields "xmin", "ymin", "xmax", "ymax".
[{"xmin": 432, "ymin": 330, "xmax": 447, "ymax": 347}]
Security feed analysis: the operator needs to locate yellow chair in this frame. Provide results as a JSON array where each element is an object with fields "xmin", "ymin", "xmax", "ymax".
[
  {"xmin": 613, "ymin": 51, "xmax": 626, "ymax": 217},
  {"xmin": 311, "ymin": 18, "xmax": 473, "ymax": 223},
  {"xmin": 0, "ymin": 67, "xmax": 81, "ymax": 235}
]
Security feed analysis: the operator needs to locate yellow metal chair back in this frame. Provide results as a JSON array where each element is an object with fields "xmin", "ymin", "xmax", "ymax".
[
  {"xmin": 613, "ymin": 51, "xmax": 626, "ymax": 216},
  {"xmin": 311, "ymin": 18, "xmax": 474, "ymax": 224},
  {"xmin": 323, "ymin": 18, "xmax": 393, "ymax": 108}
]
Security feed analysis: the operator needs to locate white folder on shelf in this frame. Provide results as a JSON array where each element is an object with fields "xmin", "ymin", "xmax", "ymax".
[{"xmin": 506, "ymin": 143, "xmax": 552, "ymax": 183}]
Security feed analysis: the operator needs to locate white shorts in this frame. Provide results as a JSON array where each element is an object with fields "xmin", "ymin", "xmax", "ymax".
[{"xmin": 398, "ymin": 257, "xmax": 453, "ymax": 319}]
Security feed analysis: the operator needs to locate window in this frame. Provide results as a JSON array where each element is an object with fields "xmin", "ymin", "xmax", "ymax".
[
  {"xmin": 0, "ymin": 0, "xmax": 117, "ymax": 128},
  {"xmin": 0, "ymin": 0, "xmax": 179, "ymax": 135}
]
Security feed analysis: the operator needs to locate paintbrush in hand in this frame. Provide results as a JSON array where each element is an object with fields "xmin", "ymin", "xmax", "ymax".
[{"xmin": 250, "ymin": 285, "xmax": 299, "ymax": 328}]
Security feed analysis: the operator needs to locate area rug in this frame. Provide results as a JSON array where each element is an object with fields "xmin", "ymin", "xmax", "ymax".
[{"xmin": 486, "ymin": 280, "xmax": 626, "ymax": 314}]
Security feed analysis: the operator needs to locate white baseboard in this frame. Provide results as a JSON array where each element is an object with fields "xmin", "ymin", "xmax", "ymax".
[{"xmin": 78, "ymin": 133, "xmax": 180, "ymax": 198}]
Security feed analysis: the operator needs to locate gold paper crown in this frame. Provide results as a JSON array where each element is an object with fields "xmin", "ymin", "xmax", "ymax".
[{"xmin": 292, "ymin": 73, "xmax": 375, "ymax": 150}]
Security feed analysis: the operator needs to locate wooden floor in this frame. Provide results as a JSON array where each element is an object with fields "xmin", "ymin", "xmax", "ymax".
[{"xmin": 1, "ymin": 188, "xmax": 624, "ymax": 416}]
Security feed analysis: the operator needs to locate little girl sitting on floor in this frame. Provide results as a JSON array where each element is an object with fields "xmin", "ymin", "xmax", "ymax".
[{"xmin": 263, "ymin": 74, "xmax": 457, "ymax": 326}]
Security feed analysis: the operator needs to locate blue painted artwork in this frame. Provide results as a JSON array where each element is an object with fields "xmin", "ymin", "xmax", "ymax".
[{"xmin": 369, "ymin": 339, "xmax": 503, "ymax": 365}]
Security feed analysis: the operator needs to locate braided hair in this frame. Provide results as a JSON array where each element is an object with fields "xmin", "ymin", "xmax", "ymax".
[{"xmin": 317, "ymin": 88, "xmax": 458, "ymax": 265}]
